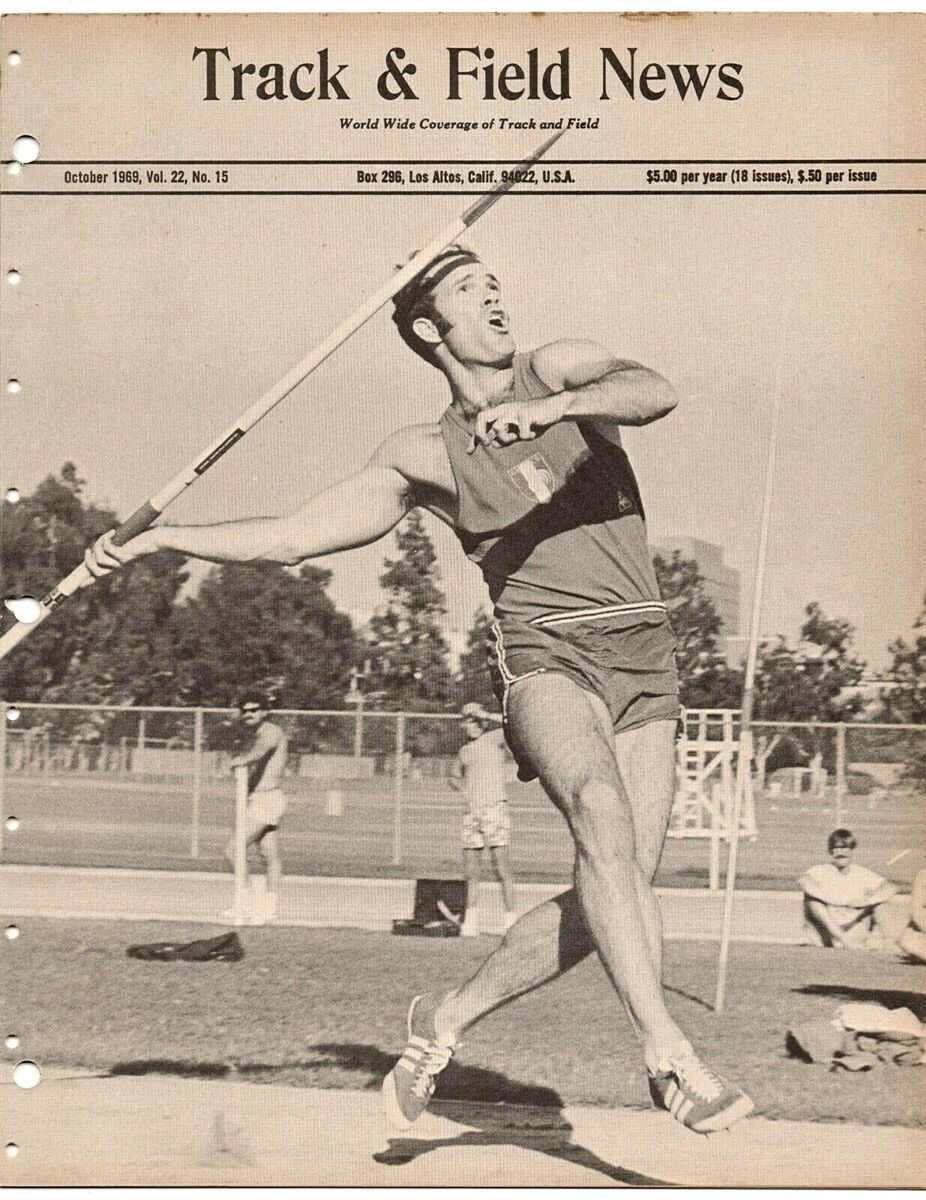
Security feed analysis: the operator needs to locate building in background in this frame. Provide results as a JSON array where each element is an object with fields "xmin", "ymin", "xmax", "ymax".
[{"xmin": 653, "ymin": 536, "xmax": 742, "ymax": 664}]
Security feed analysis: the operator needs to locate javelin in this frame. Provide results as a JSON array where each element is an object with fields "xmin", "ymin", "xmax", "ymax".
[
  {"xmin": 713, "ymin": 312, "xmax": 788, "ymax": 1013},
  {"xmin": 0, "ymin": 130, "xmax": 564, "ymax": 660}
]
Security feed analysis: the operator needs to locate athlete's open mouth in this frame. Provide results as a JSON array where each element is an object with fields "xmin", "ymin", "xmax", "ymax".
[{"xmin": 487, "ymin": 310, "xmax": 509, "ymax": 333}]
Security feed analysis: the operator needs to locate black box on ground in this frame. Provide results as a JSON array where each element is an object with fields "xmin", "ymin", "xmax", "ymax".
[{"xmin": 391, "ymin": 878, "xmax": 468, "ymax": 937}]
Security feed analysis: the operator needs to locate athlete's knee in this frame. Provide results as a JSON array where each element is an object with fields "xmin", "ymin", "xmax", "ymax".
[{"xmin": 569, "ymin": 777, "xmax": 635, "ymax": 859}]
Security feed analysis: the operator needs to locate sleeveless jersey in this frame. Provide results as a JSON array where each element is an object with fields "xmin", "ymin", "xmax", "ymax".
[{"xmin": 438, "ymin": 352, "xmax": 666, "ymax": 627}]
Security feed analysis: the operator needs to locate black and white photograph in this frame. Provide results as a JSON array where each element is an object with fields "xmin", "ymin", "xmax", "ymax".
[{"xmin": 0, "ymin": 11, "xmax": 924, "ymax": 1186}]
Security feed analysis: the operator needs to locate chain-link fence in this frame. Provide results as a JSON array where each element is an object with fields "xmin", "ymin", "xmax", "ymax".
[
  {"xmin": 1, "ymin": 703, "xmax": 203, "ymax": 868},
  {"xmin": 1, "ymin": 702, "xmax": 923, "ymax": 889},
  {"xmin": 744, "ymin": 718, "xmax": 925, "ymax": 889},
  {"xmin": 665, "ymin": 715, "xmax": 926, "ymax": 890},
  {"xmin": 0, "ymin": 702, "xmax": 521, "ymax": 880}
]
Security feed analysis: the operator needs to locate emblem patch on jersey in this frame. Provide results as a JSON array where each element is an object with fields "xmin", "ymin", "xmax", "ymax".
[
  {"xmin": 508, "ymin": 453, "xmax": 556, "ymax": 504},
  {"xmin": 616, "ymin": 488, "xmax": 635, "ymax": 515}
]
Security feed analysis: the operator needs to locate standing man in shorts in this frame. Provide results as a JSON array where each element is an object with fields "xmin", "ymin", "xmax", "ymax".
[
  {"xmin": 227, "ymin": 694, "xmax": 288, "ymax": 921},
  {"xmin": 85, "ymin": 245, "xmax": 753, "ymax": 1135},
  {"xmin": 450, "ymin": 702, "xmax": 517, "ymax": 935}
]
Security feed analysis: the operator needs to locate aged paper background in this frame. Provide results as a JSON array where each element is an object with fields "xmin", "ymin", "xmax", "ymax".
[{"xmin": 1, "ymin": 11, "xmax": 924, "ymax": 1187}]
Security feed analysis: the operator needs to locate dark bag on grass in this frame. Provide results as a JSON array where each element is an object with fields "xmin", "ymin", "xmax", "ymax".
[
  {"xmin": 392, "ymin": 918, "xmax": 460, "ymax": 938},
  {"xmin": 127, "ymin": 931, "xmax": 244, "ymax": 962}
]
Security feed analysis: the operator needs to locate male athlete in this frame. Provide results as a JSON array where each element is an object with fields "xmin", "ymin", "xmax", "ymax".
[
  {"xmin": 85, "ymin": 245, "xmax": 754, "ymax": 1134},
  {"xmin": 226, "ymin": 694, "xmax": 288, "ymax": 920}
]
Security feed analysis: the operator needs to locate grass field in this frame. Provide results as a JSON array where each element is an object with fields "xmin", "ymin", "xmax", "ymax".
[
  {"xmin": 4, "ymin": 770, "xmax": 924, "ymax": 890},
  {"xmin": 6, "ymin": 918, "xmax": 925, "ymax": 1127}
]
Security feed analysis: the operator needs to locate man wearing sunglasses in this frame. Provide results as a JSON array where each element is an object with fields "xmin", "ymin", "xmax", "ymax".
[{"xmin": 227, "ymin": 694, "xmax": 288, "ymax": 921}]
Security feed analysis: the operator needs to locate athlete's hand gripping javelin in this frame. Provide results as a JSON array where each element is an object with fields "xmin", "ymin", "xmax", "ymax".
[{"xmin": 82, "ymin": 529, "xmax": 158, "ymax": 582}]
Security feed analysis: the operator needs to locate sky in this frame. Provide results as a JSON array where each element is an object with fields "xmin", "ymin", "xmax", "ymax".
[{"xmin": 1, "ymin": 13, "xmax": 923, "ymax": 670}]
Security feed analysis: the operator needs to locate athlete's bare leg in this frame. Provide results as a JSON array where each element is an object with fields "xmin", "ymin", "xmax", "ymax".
[
  {"xmin": 435, "ymin": 673, "xmax": 687, "ymax": 1069},
  {"xmin": 223, "ymin": 834, "xmax": 246, "ymax": 881},
  {"xmin": 490, "ymin": 844, "xmax": 517, "ymax": 914},
  {"xmin": 463, "ymin": 847, "xmax": 482, "ymax": 912},
  {"xmin": 438, "ymin": 721, "xmax": 673, "ymax": 1032},
  {"xmin": 611, "ymin": 718, "xmax": 677, "ymax": 981},
  {"xmin": 257, "ymin": 828, "xmax": 282, "ymax": 896},
  {"xmin": 223, "ymin": 821, "xmax": 281, "ymax": 893},
  {"xmin": 439, "ymin": 716, "xmax": 673, "ymax": 1024}
]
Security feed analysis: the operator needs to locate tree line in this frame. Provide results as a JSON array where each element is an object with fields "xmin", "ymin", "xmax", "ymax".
[{"xmin": 2, "ymin": 466, "xmax": 924, "ymax": 742}]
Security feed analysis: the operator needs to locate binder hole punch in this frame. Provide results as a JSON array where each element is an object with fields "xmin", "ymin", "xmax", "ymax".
[
  {"xmin": 7, "ymin": 163, "xmax": 21, "ymax": 176},
  {"xmin": 5, "ymin": 817, "xmax": 19, "ymax": 833},
  {"xmin": 13, "ymin": 1062, "xmax": 41, "ymax": 1090},
  {"xmin": 5, "ymin": 706, "xmax": 21, "ymax": 721},
  {"xmin": 4, "ymin": 1145, "xmax": 18, "ymax": 1159},
  {"xmin": 4, "ymin": 926, "xmax": 20, "ymax": 940},
  {"xmin": 5, "ymin": 270, "xmax": 21, "ymax": 286},
  {"xmin": 5, "ymin": 487, "xmax": 21, "ymax": 503},
  {"xmin": 6, "ymin": 380, "xmax": 21, "ymax": 394},
  {"xmin": 7, "ymin": 51, "xmax": 21, "ymax": 66},
  {"xmin": 5, "ymin": 598, "xmax": 39, "ymax": 622},
  {"xmin": 4, "ymin": 1036, "xmax": 20, "ymax": 1051},
  {"xmin": 12, "ymin": 136, "xmax": 39, "ymax": 165}
]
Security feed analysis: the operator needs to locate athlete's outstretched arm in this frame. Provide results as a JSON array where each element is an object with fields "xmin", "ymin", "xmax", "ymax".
[
  {"xmin": 471, "ymin": 339, "xmax": 676, "ymax": 449},
  {"xmin": 83, "ymin": 429, "xmax": 417, "ymax": 578}
]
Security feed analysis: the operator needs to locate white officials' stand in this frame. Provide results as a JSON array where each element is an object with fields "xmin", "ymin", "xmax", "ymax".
[{"xmin": 670, "ymin": 709, "xmax": 757, "ymax": 892}]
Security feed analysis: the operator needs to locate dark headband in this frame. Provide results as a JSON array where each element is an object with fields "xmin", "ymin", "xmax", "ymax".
[{"xmin": 393, "ymin": 250, "xmax": 481, "ymax": 318}]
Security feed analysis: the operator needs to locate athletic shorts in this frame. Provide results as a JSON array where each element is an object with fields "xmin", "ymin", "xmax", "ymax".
[
  {"xmin": 246, "ymin": 788, "xmax": 287, "ymax": 835},
  {"xmin": 463, "ymin": 805, "xmax": 512, "ymax": 850},
  {"xmin": 488, "ymin": 613, "xmax": 680, "ymax": 781}
]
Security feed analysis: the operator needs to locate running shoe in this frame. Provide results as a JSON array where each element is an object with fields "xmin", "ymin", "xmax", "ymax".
[
  {"xmin": 460, "ymin": 912, "xmax": 479, "ymax": 937},
  {"xmin": 648, "ymin": 1051, "xmax": 754, "ymax": 1133},
  {"xmin": 381, "ymin": 994, "xmax": 457, "ymax": 1129}
]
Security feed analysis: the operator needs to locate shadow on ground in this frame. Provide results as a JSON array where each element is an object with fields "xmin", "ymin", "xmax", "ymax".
[
  {"xmin": 792, "ymin": 984, "xmax": 926, "ymax": 1021},
  {"xmin": 110, "ymin": 1059, "xmax": 237, "ymax": 1079},
  {"xmin": 664, "ymin": 983, "xmax": 714, "ymax": 1011},
  {"xmin": 374, "ymin": 1098, "xmax": 674, "ymax": 1186},
  {"xmin": 110, "ymin": 1042, "xmax": 673, "ymax": 1186}
]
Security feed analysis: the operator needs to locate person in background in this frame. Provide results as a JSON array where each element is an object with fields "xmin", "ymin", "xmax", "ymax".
[
  {"xmin": 449, "ymin": 702, "xmax": 517, "ymax": 936},
  {"xmin": 84, "ymin": 246, "xmax": 754, "ymax": 1135},
  {"xmin": 898, "ymin": 868, "xmax": 926, "ymax": 962},
  {"xmin": 799, "ymin": 828, "xmax": 899, "ymax": 949},
  {"xmin": 225, "ymin": 694, "xmax": 289, "ymax": 921}
]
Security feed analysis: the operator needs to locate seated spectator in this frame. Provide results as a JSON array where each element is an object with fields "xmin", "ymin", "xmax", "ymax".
[
  {"xmin": 799, "ymin": 828, "xmax": 899, "ymax": 949},
  {"xmin": 898, "ymin": 868, "xmax": 926, "ymax": 962}
]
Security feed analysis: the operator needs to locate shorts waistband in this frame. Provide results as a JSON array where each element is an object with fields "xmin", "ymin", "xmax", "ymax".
[{"xmin": 527, "ymin": 600, "xmax": 667, "ymax": 629}]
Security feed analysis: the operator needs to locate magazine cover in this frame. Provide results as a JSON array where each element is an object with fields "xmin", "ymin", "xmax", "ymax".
[{"xmin": 1, "ymin": 11, "xmax": 924, "ymax": 1186}]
